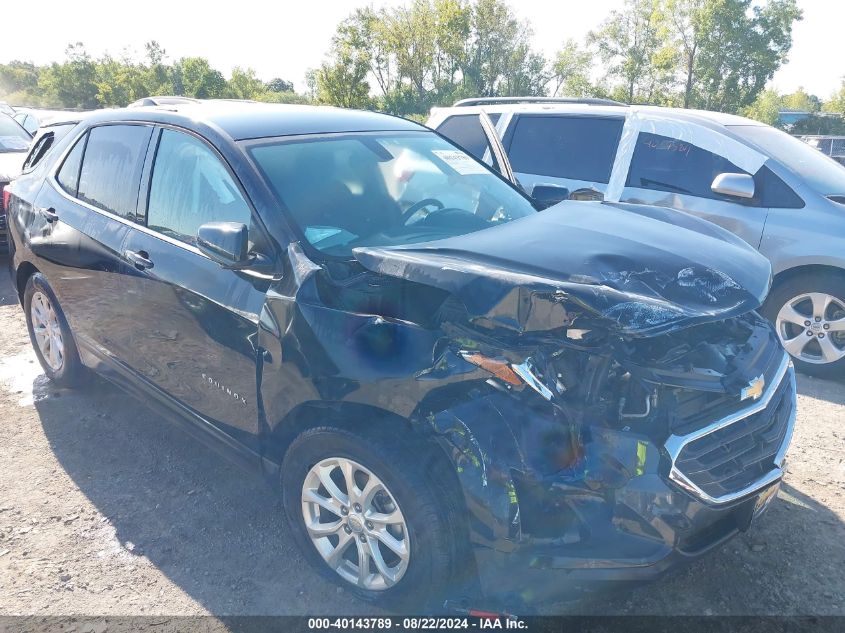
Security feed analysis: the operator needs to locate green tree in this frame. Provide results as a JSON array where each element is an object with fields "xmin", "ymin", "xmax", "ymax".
[
  {"xmin": 463, "ymin": 0, "xmax": 546, "ymax": 98},
  {"xmin": 266, "ymin": 78, "xmax": 294, "ymax": 93},
  {"xmin": 781, "ymin": 87, "xmax": 820, "ymax": 113},
  {"xmin": 173, "ymin": 57, "xmax": 226, "ymax": 98},
  {"xmin": 823, "ymin": 81, "xmax": 845, "ymax": 116},
  {"xmin": 40, "ymin": 43, "xmax": 100, "ymax": 109},
  {"xmin": 94, "ymin": 53, "xmax": 148, "ymax": 106},
  {"xmin": 226, "ymin": 66, "xmax": 265, "ymax": 99},
  {"xmin": 744, "ymin": 88, "xmax": 782, "ymax": 125},
  {"xmin": 589, "ymin": 0, "xmax": 675, "ymax": 104},
  {"xmin": 143, "ymin": 41, "xmax": 175, "ymax": 96},
  {"xmin": 549, "ymin": 40, "xmax": 594, "ymax": 98},
  {"xmin": 315, "ymin": 15, "xmax": 373, "ymax": 108},
  {"xmin": 692, "ymin": 0, "xmax": 802, "ymax": 112}
]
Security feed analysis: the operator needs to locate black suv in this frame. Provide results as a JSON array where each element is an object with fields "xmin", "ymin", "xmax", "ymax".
[{"xmin": 5, "ymin": 103, "xmax": 795, "ymax": 609}]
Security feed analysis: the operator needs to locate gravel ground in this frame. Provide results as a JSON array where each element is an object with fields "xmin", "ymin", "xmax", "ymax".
[{"xmin": 0, "ymin": 254, "xmax": 843, "ymax": 618}]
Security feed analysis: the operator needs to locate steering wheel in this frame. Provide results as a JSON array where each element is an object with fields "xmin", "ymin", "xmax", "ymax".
[{"xmin": 401, "ymin": 198, "xmax": 445, "ymax": 224}]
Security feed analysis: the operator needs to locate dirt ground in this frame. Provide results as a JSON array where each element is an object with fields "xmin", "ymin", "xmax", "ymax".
[{"xmin": 0, "ymin": 253, "xmax": 843, "ymax": 618}]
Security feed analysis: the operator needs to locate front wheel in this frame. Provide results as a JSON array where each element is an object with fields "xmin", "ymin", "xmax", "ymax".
[
  {"xmin": 762, "ymin": 273, "xmax": 845, "ymax": 377},
  {"xmin": 281, "ymin": 424, "xmax": 469, "ymax": 609}
]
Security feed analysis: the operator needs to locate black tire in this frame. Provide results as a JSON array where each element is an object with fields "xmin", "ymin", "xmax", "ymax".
[
  {"xmin": 281, "ymin": 424, "xmax": 470, "ymax": 611},
  {"xmin": 23, "ymin": 273, "xmax": 86, "ymax": 387},
  {"xmin": 762, "ymin": 272, "xmax": 845, "ymax": 378}
]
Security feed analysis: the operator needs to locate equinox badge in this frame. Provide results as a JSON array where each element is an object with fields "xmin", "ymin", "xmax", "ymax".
[{"xmin": 741, "ymin": 375, "xmax": 766, "ymax": 401}]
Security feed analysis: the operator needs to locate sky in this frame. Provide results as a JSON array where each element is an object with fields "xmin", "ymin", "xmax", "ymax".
[{"xmin": 0, "ymin": 0, "xmax": 841, "ymax": 98}]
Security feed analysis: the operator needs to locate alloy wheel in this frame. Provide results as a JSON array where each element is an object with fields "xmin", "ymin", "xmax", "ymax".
[
  {"xmin": 301, "ymin": 457, "xmax": 410, "ymax": 591},
  {"xmin": 776, "ymin": 292, "xmax": 845, "ymax": 365},
  {"xmin": 30, "ymin": 291, "xmax": 64, "ymax": 372}
]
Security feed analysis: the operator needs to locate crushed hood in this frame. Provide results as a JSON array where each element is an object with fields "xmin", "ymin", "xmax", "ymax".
[{"xmin": 353, "ymin": 201, "xmax": 772, "ymax": 337}]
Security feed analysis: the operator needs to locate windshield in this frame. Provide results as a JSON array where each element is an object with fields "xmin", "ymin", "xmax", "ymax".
[
  {"xmin": 0, "ymin": 114, "xmax": 31, "ymax": 153},
  {"xmin": 248, "ymin": 131, "xmax": 535, "ymax": 257},
  {"xmin": 729, "ymin": 124, "xmax": 845, "ymax": 196}
]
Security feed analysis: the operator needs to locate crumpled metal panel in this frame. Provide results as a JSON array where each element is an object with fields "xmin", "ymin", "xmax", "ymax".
[{"xmin": 353, "ymin": 201, "xmax": 771, "ymax": 337}]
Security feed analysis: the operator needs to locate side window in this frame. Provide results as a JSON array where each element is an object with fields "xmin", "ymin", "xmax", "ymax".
[
  {"xmin": 146, "ymin": 129, "xmax": 252, "ymax": 245},
  {"xmin": 22, "ymin": 123, "xmax": 76, "ymax": 172},
  {"xmin": 22, "ymin": 133, "xmax": 55, "ymax": 172},
  {"xmin": 436, "ymin": 113, "xmax": 501, "ymax": 163},
  {"xmin": 77, "ymin": 124, "xmax": 153, "ymax": 220},
  {"xmin": 754, "ymin": 165, "xmax": 804, "ymax": 209},
  {"xmin": 56, "ymin": 134, "xmax": 87, "ymax": 197},
  {"xmin": 627, "ymin": 132, "xmax": 750, "ymax": 201},
  {"xmin": 507, "ymin": 115, "xmax": 623, "ymax": 183}
]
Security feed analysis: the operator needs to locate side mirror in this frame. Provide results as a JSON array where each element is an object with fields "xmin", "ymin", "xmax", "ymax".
[
  {"xmin": 197, "ymin": 221, "xmax": 254, "ymax": 269},
  {"xmin": 532, "ymin": 184, "xmax": 570, "ymax": 210},
  {"xmin": 711, "ymin": 173, "xmax": 755, "ymax": 199}
]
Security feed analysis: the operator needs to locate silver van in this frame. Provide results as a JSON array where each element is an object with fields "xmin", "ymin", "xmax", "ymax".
[{"xmin": 428, "ymin": 98, "xmax": 845, "ymax": 376}]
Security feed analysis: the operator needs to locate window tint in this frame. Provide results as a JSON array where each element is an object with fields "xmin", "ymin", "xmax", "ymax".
[
  {"xmin": 508, "ymin": 115, "xmax": 623, "ymax": 183},
  {"xmin": 627, "ymin": 132, "xmax": 751, "ymax": 200},
  {"xmin": 56, "ymin": 134, "xmax": 87, "ymax": 196},
  {"xmin": 77, "ymin": 125, "xmax": 152, "ymax": 220},
  {"xmin": 436, "ymin": 113, "xmax": 501, "ymax": 162},
  {"xmin": 147, "ymin": 129, "xmax": 252, "ymax": 245}
]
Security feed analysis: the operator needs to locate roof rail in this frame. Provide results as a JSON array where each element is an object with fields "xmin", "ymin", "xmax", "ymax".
[{"xmin": 452, "ymin": 96, "xmax": 627, "ymax": 107}]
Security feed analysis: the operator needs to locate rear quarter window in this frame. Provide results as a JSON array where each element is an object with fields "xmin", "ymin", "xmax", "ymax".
[
  {"xmin": 22, "ymin": 123, "xmax": 77, "ymax": 173},
  {"xmin": 507, "ymin": 115, "xmax": 624, "ymax": 183}
]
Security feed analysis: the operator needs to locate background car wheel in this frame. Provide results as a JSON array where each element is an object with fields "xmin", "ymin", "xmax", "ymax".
[
  {"xmin": 762, "ymin": 272, "xmax": 845, "ymax": 377},
  {"xmin": 281, "ymin": 424, "xmax": 469, "ymax": 610},
  {"xmin": 23, "ymin": 273, "xmax": 86, "ymax": 387}
]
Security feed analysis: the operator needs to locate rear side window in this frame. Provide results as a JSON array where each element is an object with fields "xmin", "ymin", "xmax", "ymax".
[
  {"xmin": 77, "ymin": 124, "xmax": 153, "ymax": 220},
  {"xmin": 627, "ymin": 132, "xmax": 749, "ymax": 200},
  {"xmin": 22, "ymin": 123, "xmax": 77, "ymax": 172},
  {"xmin": 56, "ymin": 134, "xmax": 87, "ymax": 196},
  {"xmin": 146, "ymin": 129, "xmax": 252, "ymax": 245},
  {"xmin": 507, "ymin": 115, "xmax": 623, "ymax": 183},
  {"xmin": 436, "ymin": 113, "xmax": 501, "ymax": 162}
]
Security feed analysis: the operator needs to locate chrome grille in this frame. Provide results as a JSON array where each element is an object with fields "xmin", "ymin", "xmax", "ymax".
[{"xmin": 666, "ymin": 353, "xmax": 795, "ymax": 504}]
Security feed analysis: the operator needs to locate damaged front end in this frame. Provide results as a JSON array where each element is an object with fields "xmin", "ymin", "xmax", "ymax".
[
  {"xmin": 262, "ymin": 202, "xmax": 795, "ymax": 606},
  {"xmin": 416, "ymin": 309, "xmax": 793, "ymax": 605},
  {"xmin": 342, "ymin": 204, "xmax": 795, "ymax": 605}
]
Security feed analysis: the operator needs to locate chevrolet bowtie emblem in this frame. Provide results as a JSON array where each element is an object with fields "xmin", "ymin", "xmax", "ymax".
[{"xmin": 741, "ymin": 375, "xmax": 766, "ymax": 401}]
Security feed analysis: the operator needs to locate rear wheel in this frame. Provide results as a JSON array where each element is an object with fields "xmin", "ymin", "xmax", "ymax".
[
  {"xmin": 281, "ymin": 424, "xmax": 468, "ymax": 609},
  {"xmin": 763, "ymin": 273, "xmax": 845, "ymax": 377},
  {"xmin": 23, "ymin": 273, "xmax": 85, "ymax": 387}
]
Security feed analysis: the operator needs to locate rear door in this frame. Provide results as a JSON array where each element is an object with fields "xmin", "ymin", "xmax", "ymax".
[
  {"xmin": 118, "ymin": 126, "xmax": 275, "ymax": 446},
  {"xmin": 28, "ymin": 123, "xmax": 154, "ymax": 362}
]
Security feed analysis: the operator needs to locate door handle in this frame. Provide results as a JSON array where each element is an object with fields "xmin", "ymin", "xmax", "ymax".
[
  {"xmin": 125, "ymin": 249, "xmax": 155, "ymax": 270},
  {"xmin": 38, "ymin": 206, "xmax": 59, "ymax": 223}
]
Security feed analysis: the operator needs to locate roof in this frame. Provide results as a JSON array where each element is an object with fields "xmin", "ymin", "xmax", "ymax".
[
  {"xmin": 82, "ymin": 102, "xmax": 426, "ymax": 141},
  {"xmin": 431, "ymin": 100, "xmax": 766, "ymax": 130}
]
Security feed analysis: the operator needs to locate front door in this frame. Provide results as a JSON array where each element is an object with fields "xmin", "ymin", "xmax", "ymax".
[
  {"xmin": 119, "ymin": 127, "xmax": 273, "ymax": 445},
  {"xmin": 614, "ymin": 124, "xmax": 770, "ymax": 249}
]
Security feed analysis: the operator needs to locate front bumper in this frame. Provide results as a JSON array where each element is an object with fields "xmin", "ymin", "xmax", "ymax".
[{"xmin": 461, "ymin": 359, "xmax": 796, "ymax": 606}]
